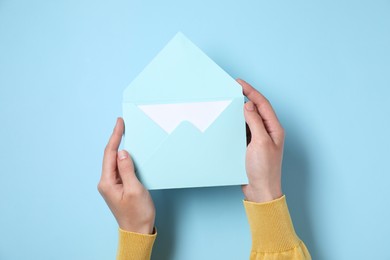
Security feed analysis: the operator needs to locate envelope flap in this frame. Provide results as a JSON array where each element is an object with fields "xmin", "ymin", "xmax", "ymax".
[{"xmin": 123, "ymin": 32, "xmax": 243, "ymax": 103}]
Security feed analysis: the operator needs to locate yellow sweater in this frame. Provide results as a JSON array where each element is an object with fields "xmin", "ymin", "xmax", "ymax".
[{"xmin": 116, "ymin": 195, "xmax": 311, "ymax": 260}]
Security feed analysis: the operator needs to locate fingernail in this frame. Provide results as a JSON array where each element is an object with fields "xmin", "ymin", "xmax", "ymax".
[
  {"xmin": 245, "ymin": 102, "xmax": 255, "ymax": 111},
  {"xmin": 118, "ymin": 150, "xmax": 128, "ymax": 160}
]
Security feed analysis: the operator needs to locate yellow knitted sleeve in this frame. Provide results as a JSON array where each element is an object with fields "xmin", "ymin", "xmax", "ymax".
[
  {"xmin": 116, "ymin": 195, "xmax": 310, "ymax": 260},
  {"xmin": 244, "ymin": 195, "xmax": 311, "ymax": 260},
  {"xmin": 116, "ymin": 228, "xmax": 156, "ymax": 260}
]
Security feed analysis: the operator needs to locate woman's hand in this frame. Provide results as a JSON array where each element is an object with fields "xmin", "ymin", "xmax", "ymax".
[
  {"xmin": 98, "ymin": 118, "xmax": 155, "ymax": 234},
  {"xmin": 237, "ymin": 79, "xmax": 285, "ymax": 203}
]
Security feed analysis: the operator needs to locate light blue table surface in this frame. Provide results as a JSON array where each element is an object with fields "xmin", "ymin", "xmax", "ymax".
[{"xmin": 1, "ymin": 1, "xmax": 389, "ymax": 259}]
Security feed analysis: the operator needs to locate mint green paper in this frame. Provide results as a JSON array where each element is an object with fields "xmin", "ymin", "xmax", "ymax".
[{"xmin": 123, "ymin": 32, "xmax": 247, "ymax": 190}]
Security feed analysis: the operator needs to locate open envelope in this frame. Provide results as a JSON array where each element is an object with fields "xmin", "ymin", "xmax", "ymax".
[{"xmin": 123, "ymin": 32, "xmax": 248, "ymax": 190}]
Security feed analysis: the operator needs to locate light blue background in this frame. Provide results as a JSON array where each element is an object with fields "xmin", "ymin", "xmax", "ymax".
[{"xmin": 1, "ymin": 0, "xmax": 389, "ymax": 259}]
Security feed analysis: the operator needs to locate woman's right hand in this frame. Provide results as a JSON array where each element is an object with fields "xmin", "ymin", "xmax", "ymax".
[{"xmin": 237, "ymin": 79, "xmax": 285, "ymax": 203}]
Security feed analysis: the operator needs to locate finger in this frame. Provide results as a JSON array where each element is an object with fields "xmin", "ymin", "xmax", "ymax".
[
  {"xmin": 106, "ymin": 117, "xmax": 124, "ymax": 153},
  {"xmin": 102, "ymin": 118, "xmax": 124, "ymax": 182},
  {"xmin": 117, "ymin": 150, "xmax": 141, "ymax": 188},
  {"xmin": 237, "ymin": 79, "xmax": 284, "ymax": 145},
  {"xmin": 244, "ymin": 101, "xmax": 271, "ymax": 144}
]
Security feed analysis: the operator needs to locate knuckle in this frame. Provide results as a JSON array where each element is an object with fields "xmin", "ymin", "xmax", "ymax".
[
  {"xmin": 97, "ymin": 181, "xmax": 109, "ymax": 194},
  {"xmin": 258, "ymin": 100, "xmax": 271, "ymax": 112}
]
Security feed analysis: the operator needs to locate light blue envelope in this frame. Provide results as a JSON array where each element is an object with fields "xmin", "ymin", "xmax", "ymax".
[{"xmin": 123, "ymin": 32, "xmax": 248, "ymax": 190}]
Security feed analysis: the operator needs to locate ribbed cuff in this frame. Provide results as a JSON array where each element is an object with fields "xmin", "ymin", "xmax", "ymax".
[
  {"xmin": 117, "ymin": 228, "xmax": 157, "ymax": 260},
  {"xmin": 243, "ymin": 195, "xmax": 301, "ymax": 253}
]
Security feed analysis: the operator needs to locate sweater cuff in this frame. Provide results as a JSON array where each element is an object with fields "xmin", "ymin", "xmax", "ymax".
[
  {"xmin": 117, "ymin": 228, "xmax": 157, "ymax": 260},
  {"xmin": 243, "ymin": 195, "xmax": 301, "ymax": 253}
]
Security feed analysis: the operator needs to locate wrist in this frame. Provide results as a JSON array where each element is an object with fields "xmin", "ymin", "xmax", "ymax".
[
  {"xmin": 119, "ymin": 221, "xmax": 155, "ymax": 235},
  {"xmin": 243, "ymin": 184, "xmax": 283, "ymax": 203}
]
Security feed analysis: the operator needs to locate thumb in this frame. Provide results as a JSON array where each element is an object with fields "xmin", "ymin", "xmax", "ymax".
[
  {"xmin": 244, "ymin": 101, "xmax": 270, "ymax": 144},
  {"xmin": 117, "ymin": 150, "xmax": 140, "ymax": 187}
]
